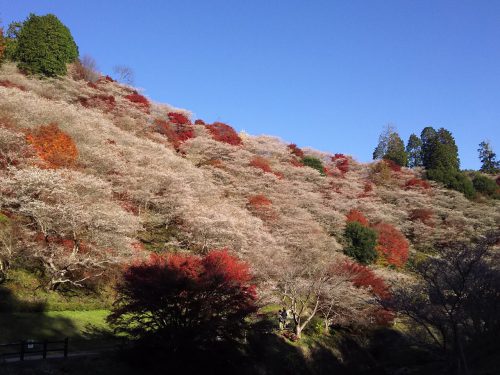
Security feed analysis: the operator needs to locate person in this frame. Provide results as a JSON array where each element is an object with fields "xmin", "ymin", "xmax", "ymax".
[{"xmin": 278, "ymin": 307, "xmax": 288, "ymax": 330}]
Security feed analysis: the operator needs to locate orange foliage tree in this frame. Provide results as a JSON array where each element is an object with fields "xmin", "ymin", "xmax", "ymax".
[
  {"xmin": 26, "ymin": 124, "xmax": 78, "ymax": 168},
  {"xmin": 346, "ymin": 209, "xmax": 369, "ymax": 226},
  {"xmin": 372, "ymin": 223, "xmax": 409, "ymax": 267}
]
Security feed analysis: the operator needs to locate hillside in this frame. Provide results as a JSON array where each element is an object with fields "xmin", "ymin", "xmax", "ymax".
[
  {"xmin": 1, "ymin": 61, "xmax": 500, "ymax": 373},
  {"xmin": 1, "ymin": 61, "xmax": 498, "ymax": 277}
]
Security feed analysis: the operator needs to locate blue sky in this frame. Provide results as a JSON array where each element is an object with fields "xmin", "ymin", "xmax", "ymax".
[{"xmin": 2, "ymin": 1, "xmax": 499, "ymax": 169}]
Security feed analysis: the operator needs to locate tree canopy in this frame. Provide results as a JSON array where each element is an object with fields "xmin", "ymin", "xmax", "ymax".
[{"xmin": 15, "ymin": 14, "xmax": 78, "ymax": 76}]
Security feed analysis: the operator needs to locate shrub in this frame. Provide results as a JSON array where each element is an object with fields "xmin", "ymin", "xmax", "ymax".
[
  {"xmin": 342, "ymin": 261, "xmax": 390, "ymax": 300},
  {"xmin": 370, "ymin": 161, "xmax": 392, "ymax": 185},
  {"xmin": 373, "ymin": 223, "xmax": 409, "ymax": 267},
  {"xmin": 405, "ymin": 178, "xmax": 431, "ymax": 190},
  {"xmin": 343, "ymin": 222, "xmax": 378, "ymax": 265},
  {"xmin": 472, "ymin": 174, "xmax": 499, "ymax": 199},
  {"xmin": 154, "ymin": 119, "xmax": 194, "ymax": 150},
  {"xmin": 206, "ymin": 122, "xmax": 242, "ymax": 146},
  {"xmin": 497, "ymin": 176, "xmax": 500, "ymax": 186},
  {"xmin": 384, "ymin": 159, "xmax": 402, "ymax": 172},
  {"xmin": 108, "ymin": 250, "xmax": 257, "ymax": 350},
  {"xmin": 337, "ymin": 158, "xmax": 349, "ymax": 174},
  {"xmin": 302, "ymin": 156, "xmax": 325, "ymax": 176},
  {"xmin": 247, "ymin": 195, "xmax": 276, "ymax": 221},
  {"xmin": 249, "ymin": 156, "xmax": 273, "ymax": 173},
  {"xmin": 168, "ymin": 112, "xmax": 190, "ymax": 125},
  {"xmin": 26, "ymin": 123, "xmax": 78, "ymax": 168},
  {"xmin": 426, "ymin": 169, "xmax": 476, "ymax": 199},
  {"xmin": 78, "ymin": 94, "xmax": 116, "ymax": 112},
  {"xmin": 124, "ymin": 93, "xmax": 150, "ymax": 111},
  {"xmin": 346, "ymin": 209, "xmax": 369, "ymax": 226},
  {"xmin": 332, "ymin": 153, "xmax": 346, "ymax": 161},
  {"xmin": 194, "ymin": 119, "xmax": 206, "ymax": 125},
  {"xmin": 288, "ymin": 144, "xmax": 304, "ymax": 158},
  {"xmin": 409, "ymin": 208, "xmax": 435, "ymax": 227},
  {"xmin": 15, "ymin": 14, "xmax": 79, "ymax": 76},
  {"xmin": 247, "ymin": 194, "xmax": 272, "ymax": 207}
]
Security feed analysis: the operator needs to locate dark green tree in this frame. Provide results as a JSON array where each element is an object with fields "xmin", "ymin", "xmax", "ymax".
[
  {"xmin": 478, "ymin": 141, "xmax": 500, "ymax": 174},
  {"xmin": 15, "ymin": 14, "xmax": 78, "ymax": 76},
  {"xmin": 343, "ymin": 222, "xmax": 378, "ymax": 265},
  {"xmin": 302, "ymin": 156, "xmax": 325, "ymax": 175},
  {"xmin": 373, "ymin": 125, "xmax": 407, "ymax": 166},
  {"xmin": 384, "ymin": 132, "xmax": 408, "ymax": 167},
  {"xmin": 472, "ymin": 174, "xmax": 499, "ymax": 199},
  {"xmin": 420, "ymin": 126, "xmax": 438, "ymax": 169},
  {"xmin": 421, "ymin": 127, "xmax": 474, "ymax": 198},
  {"xmin": 406, "ymin": 133, "xmax": 423, "ymax": 168}
]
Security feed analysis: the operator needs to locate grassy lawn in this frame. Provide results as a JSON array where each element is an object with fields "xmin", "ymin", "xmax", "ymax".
[{"xmin": 0, "ymin": 310, "xmax": 117, "ymax": 352}]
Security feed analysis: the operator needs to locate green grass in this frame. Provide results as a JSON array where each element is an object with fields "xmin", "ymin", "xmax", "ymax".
[{"xmin": 0, "ymin": 310, "xmax": 114, "ymax": 349}]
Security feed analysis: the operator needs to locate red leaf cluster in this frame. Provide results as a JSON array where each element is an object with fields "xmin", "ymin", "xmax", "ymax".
[
  {"xmin": 346, "ymin": 209, "xmax": 369, "ymax": 226},
  {"xmin": 373, "ymin": 223, "xmax": 409, "ymax": 267},
  {"xmin": 154, "ymin": 119, "xmax": 195, "ymax": 150},
  {"xmin": 331, "ymin": 154, "xmax": 349, "ymax": 175},
  {"xmin": 405, "ymin": 178, "xmax": 431, "ymax": 190},
  {"xmin": 409, "ymin": 208, "xmax": 434, "ymax": 227},
  {"xmin": 247, "ymin": 194, "xmax": 272, "ymax": 207},
  {"xmin": 250, "ymin": 156, "xmax": 273, "ymax": 173},
  {"xmin": 26, "ymin": 123, "xmax": 78, "ymax": 169},
  {"xmin": 194, "ymin": 119, "xmax": 206, "ymax": 125},
  {"xmin": 341, "ymin": 260, "xmax": 390, "ymax": 300},
  {"xmin": 288, "ymin": 144, "xmax": 304, "ymax": 158},
  {"xmin": 34, "ymin": 232, "xmax": 90, "ymax": 254},
  {"xmin": 124, "ymin": 93, "xmax": 150, "ymax": 111},
  {"xmin": 247, "ymin": 195, "xmax": 276, "ymax": 221},
  {"xmin": 78, "ymin": 94, "xmax": 116, "ymax": 112},
  {"xmin": 332, "ymin": 153, "xmax": 346, "ymax": 161},
  {"xmin": 0, "ymin": 79, "xmax": 27, "ymax": 91},
  {"xmin": 168, "ymin": 112, "xmax": 190, "ymax": 125},
  {"xmin": 205, "ymin": 122, "xmax": 242, "ymax": 146}
]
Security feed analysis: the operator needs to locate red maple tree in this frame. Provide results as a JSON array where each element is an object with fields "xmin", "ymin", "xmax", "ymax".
[
  {"xmin": 373, "ymin": 223, "xmax": 409, "ymax": 267},
  {"xmin": 108, "ymin": 250, "xmax": 257, "ymax": 348}
]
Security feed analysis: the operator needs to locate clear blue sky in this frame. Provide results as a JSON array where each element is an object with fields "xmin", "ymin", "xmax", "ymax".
[{"xmin": 2, "ymin": 1, "xmax": 499, "ymax": 169}]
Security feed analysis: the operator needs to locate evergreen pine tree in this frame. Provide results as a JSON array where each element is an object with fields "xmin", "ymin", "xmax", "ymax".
[
  {"xmin": 420, "ymin": 126, "xmax": 438, "ymax": 169},
  {"xmin": 15, "ymin": 14, "xmax": 78, "ymax": 76},
  {"xmin": 406, "ymin": 134, "xmax": 423, "ymax": 168},
  {"xmin": 478, "ymin": 141, "xmax": 500, "ymax": 174}
]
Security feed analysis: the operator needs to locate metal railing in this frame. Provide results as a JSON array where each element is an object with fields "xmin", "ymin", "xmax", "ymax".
[{"xmin": 0, "ymin": 338, "xmax": 68, "ymax": 362}]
